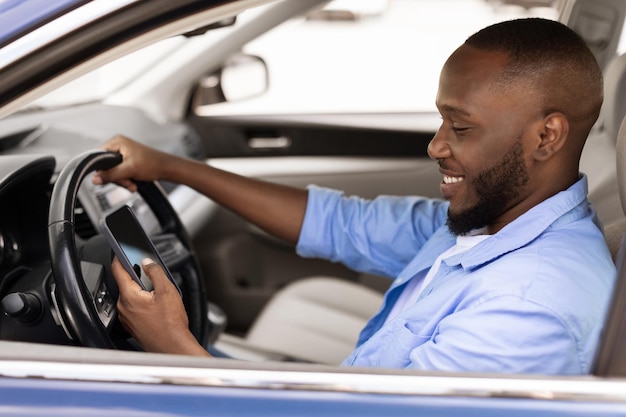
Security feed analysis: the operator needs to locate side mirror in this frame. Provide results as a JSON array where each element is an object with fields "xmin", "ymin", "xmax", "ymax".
[{"xmin": 191, "ymin": 53, "xmax": 268, "ymax": 108}]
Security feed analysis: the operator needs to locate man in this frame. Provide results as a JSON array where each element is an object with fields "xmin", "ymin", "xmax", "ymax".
[{"xmin": 93, "ymin": 18, "xmax": 615, "ymax": 374}]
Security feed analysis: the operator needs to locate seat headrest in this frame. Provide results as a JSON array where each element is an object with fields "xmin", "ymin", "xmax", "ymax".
[
  {"xmin": 602, "ymin": 54, "xmax": 626, "ymax": 144},
  {"xmin": 616, "ymin": 116, "xmax": 626, "ymax": 216}
]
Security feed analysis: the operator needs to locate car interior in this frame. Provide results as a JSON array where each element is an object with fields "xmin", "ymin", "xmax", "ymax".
[
  {"xmin": 593, "ymin": 116, "xmax": 626, "ymax": 377},
  {"xmin": 0, "ymin": 0, "xmax": 626, "ymax": 379}
]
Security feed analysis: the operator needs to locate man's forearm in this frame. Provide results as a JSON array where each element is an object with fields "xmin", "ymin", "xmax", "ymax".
[{"xmin": 163, "ymin": 157, "xmax": 308, "ymax": 245}]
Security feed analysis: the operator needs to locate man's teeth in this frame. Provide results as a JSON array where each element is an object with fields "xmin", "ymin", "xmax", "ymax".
[{"xmin": 443, "ymin": 175, "xmax": 464, "ymax": 184}]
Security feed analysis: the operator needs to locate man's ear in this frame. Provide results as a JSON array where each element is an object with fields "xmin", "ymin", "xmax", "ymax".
[{"xmin": 533, "ymin": 112, "xmax": 569, "ymax": 161}]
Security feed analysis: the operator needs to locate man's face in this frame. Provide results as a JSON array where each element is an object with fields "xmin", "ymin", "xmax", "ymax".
[{"xmin": 428, "ymin": 45, "xmax": 542, "ymax": 235}]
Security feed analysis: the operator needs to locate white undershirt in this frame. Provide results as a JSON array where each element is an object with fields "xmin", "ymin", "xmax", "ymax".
[{"xmin": 384, "ymin": 230, "xmax": 490, "ymax": 324}]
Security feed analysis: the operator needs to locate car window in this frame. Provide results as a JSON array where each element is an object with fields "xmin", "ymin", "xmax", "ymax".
[{"xmin": 201, "ymin": 0, "xmax": 560, "ymax": 116}]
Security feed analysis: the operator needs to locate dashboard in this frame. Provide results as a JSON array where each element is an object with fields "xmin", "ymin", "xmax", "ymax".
[
  {"xmin": 0, "ymin": 154, "xmax": 69, "ymax": 344},
  {"xmin": 0, "ymin": 102, "xmax": 211, "ymax": 347}
]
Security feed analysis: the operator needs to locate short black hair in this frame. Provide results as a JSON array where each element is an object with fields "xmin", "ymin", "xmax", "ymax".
[
  {"xmin": 465, "ymin": 18, "xmax": 603, "ymax": 126},
  {"xmin": 466, "ymin": 18, "xmax": 592, "ymax": 64}
]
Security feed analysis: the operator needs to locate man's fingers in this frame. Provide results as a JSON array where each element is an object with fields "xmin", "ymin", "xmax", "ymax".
[
  {"xmin": 94, "ymin": 175, "xmax": 138, "ymax": 192},
  {"xmin": 99, "ymin": 135, "xmax": 124, "ymax": 152},
  {"xmin": 111, "ymin": 257, "xmax": 143, "ymax": 293},
  {"xmin": 141, "ymin": 258, "xmax": 175, "ymax": 293},
  {"xmin": 91, "ymin": 135, "xmax": 140, "ymax": 191}
]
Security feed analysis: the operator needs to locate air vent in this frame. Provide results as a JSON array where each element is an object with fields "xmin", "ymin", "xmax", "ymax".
[{"xmin": 74, "ymin": 200, "xmax": 97, "ymax": 239}]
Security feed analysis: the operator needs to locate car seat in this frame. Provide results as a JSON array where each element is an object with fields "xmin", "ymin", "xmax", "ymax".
[
  {"xmin": 595, "ymin": 53, "xmax": 626, "ymax": 259},
  {"xmin": 583, "ymin": 53, "xmax": 626, "ymax": 226},
  {"xmin": 591, "ymin": 114, "xmax": 626, "ymax": 376},
  {"xmin": 215, "ymin": 276, "xmax": 383, "ymax": 364},
  {"xmin": 603, "ymin": 114, "xmax": 626, "ymax": 261}
]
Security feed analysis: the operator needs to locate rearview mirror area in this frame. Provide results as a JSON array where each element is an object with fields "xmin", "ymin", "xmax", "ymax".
[{"xmin": 191, "ymin": 53, "xmax": 269, "ymax": 108}]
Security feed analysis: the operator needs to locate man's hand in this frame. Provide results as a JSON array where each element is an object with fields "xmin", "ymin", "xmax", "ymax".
[
  {"xmin": 112, "ymin": 257, "xmax": 210, "ymax": 356},
  {"xmin": 92, "ymin": 135, "xmax": 173, "ymax": 192}
]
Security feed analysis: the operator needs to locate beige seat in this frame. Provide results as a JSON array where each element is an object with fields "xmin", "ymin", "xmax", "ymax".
[
  {"xmin": 596, "ymin": 53, "xmax": 626, "ymax": 258},
  {"xmin": 601, "ymin": 54, "xmax": 626, "ymax": 144},
  {"xmin": 215, "ymin": 276, "xmax": 383, "ymax": 364},
  {"xmin": 603, "ymin": 114, "xmax": 626, "ymax": 258},
  {"xmin": 583, "ymin": 53, "xmax": 626, "ymax": 225},
  {"xmin": 244, "ymin": 277, "xmax": 383, "ymax": 364},
  {"xmin": 591, "ymin": 114, "xmax": 626, "ymax": 376}
]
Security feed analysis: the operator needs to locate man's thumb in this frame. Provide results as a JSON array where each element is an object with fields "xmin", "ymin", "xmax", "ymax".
[{"xmin": 141, "ymin": 258, "xmax": 172, "ymax": 292}]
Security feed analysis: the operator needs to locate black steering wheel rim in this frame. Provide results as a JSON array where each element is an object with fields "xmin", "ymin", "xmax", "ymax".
[{"xmin": 48, "ymin": 150, "xmax": 208, "ymax": 348}]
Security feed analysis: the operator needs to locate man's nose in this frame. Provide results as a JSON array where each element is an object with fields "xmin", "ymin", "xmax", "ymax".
[{"xmin": 427, "ymin": 128, "xmax": 451, "ymax": 160}]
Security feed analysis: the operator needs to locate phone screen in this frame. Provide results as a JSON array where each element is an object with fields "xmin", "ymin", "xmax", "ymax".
[{"xmin": 101, "ymin": 205, "xmax": 176, "ymax": 293}]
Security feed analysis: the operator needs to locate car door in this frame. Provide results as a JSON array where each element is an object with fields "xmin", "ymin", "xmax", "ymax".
[{"xmin": 183, "ymin": 0, "xmax": 565, "ymax": 333}]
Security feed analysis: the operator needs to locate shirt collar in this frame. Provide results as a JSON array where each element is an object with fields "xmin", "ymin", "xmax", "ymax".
[{"xmin": 444, "ymin": 174, "xmax": 591, "ymax": 270}]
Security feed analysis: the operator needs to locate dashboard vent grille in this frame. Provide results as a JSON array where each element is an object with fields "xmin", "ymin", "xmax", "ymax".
[{"xmin": 74, "ymin": 201, "xmax": 97, "ymax": 239}]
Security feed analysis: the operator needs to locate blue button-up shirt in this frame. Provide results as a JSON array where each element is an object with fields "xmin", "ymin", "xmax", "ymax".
[{"xmin": 296, "ymin": 175, "xmax": 615, "ymax": 374}]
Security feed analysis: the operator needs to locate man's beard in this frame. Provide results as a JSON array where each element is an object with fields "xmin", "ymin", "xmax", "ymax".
[{"xmin": 447, "ymin": 139, "xmax": 529, "ymax": 236}]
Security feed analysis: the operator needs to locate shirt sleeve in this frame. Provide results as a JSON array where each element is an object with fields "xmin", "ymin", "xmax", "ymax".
[{"xmin": 296, "ymin": 185, "xmax": 449, "ymax": 278}]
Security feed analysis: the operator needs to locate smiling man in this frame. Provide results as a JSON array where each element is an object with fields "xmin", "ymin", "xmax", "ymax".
[{"xmin": 95, "ymin": 18, "xmax": 616, "ymax": 374}]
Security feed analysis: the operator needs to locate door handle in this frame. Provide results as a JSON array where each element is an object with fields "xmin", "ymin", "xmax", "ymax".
[{"xmin": 247, "ymin": 136, "xmax": 292, "ymax": 149}]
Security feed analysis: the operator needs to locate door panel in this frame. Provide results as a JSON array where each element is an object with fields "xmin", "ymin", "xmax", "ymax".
[
  {"xmin": 188, "ymin": 113, "xmax": 439, "ymax": 333},
  {"xmin": 188, "ymin": 113, "xmax": 435, "ymax": 158}
]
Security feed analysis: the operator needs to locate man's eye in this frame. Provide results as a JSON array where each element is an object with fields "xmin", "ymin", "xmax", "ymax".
[{"xmin": 452, "ymin": 126, "xmax": 469, "ymax": 133}]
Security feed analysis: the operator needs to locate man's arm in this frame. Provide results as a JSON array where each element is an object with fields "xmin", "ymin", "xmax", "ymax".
[{"xmin": 93, "ymin": 135, "xmax": 308, "ymax": 244}]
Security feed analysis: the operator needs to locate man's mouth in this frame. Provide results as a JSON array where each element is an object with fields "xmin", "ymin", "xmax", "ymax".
[
  {"xmin": 440, "ymin": 172, "xmax": 465, "ymax": 200},
  {"xmin": 443, "ymin": 174, "xmax": 464, "ymax": 184}
]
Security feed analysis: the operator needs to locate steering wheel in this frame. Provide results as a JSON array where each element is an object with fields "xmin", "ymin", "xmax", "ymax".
[{"xmin": 48, "ymin": 150, "xmax": 208, "ymax": 348}]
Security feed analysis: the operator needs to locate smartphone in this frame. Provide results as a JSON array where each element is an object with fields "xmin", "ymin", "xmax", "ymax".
[{"xmin": 100, "ymin": 205, "xmax": 181, "ymax": 295}]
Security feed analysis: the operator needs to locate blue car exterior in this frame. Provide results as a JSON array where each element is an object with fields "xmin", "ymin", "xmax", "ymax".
[
  {"xmin": 4, "ymin": 380, "xmax": 626, "ymax": 417},
  {"xmin": 2, "ymin": 353, "xmax": 626, "ymax": 417}
]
